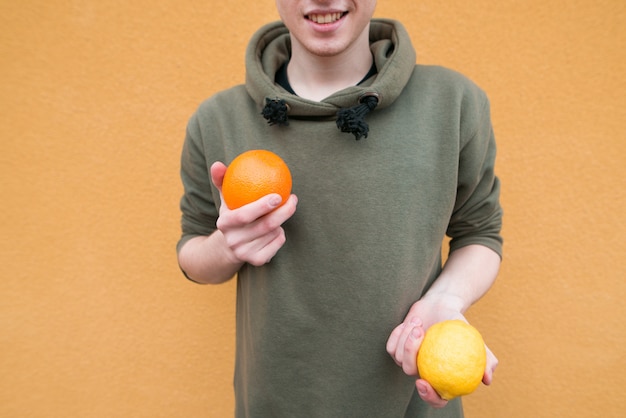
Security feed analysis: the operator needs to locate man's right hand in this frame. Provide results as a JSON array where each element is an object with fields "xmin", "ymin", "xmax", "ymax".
[
  {"xmin": 211, "ymin": 161, "xmax": 298, "ymax": 267},
  {"xmin": 177, "ymin": 162, "xmax": 298, "ymax": 284}
]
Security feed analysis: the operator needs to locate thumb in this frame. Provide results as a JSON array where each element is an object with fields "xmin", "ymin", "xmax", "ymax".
[{"xmin": 210, "ymin": 161, "xmax": 228, "ymax": 191}]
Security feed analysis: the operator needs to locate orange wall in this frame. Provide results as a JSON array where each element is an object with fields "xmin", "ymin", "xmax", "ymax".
[{"xmin": 1, "ymin": 1, "xmax": 624, "ymax": 417}]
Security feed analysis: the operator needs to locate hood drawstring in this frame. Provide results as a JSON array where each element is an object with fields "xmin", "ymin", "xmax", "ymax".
[
  {"xmin": 336, "ymin": 94, "xmax": 379, "ymax": 140},
  {"xmin": 261, "ymin": 93, "xmax": 379, "ymax": 140},
  {"xmin": 261, "ymin": 98, "xmax": 290, "ymax": 126}
]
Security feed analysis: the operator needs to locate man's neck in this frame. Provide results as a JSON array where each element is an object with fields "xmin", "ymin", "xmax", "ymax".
[{"xmin": 287, "ymin": 38, "xmax": 373, "ymax": 102}]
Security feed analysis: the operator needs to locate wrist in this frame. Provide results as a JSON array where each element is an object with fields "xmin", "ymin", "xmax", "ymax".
[{"xmin": 419, "ymin": 291, "xmax": 467, "ymax": 315}]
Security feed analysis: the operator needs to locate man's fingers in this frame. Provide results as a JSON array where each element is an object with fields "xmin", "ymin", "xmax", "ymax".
[
  {"xmin": 482, "ymin": 344, "xmax": 498, "ymax": 385},
  {"xmin": 385, "ymin": 323, "xmax": 404, "ymax": 364},
  {"xmin": 239, "ymin": 227, "xmax": 286, "ymax": 266},
  {"xmin": 386, "ymin": 317, "xmax": 424, "ymax": 375},
  {"xmin": 401, "ymin": 326, "xmax": 422, "ymax": 375},
  {"xmin": 416, "ymin": 379, "xmax": 448, "ymax": 409},
  {"xmin": 210, "ymin": 161, "xmax": 227, "ymax": 190}
]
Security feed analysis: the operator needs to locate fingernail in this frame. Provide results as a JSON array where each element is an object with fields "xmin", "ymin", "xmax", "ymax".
[
  {"xmin": 269, "ymin": 195, "xmax": 282, "ymax": 207},
  {"xmin": 410, "ymin": 317, "xmax": 422, "ymax": 327},
  {"xmin": 410, "ymin": 327, "xmax": 422, "ymax": 340},
  {"xmin": 417, "ymin": 381, "xmax": 427, "ymax": 396}
]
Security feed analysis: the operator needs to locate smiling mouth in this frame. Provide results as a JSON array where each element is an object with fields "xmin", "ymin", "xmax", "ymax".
[{"xmin": 306, "ymin": 12, "xmax": 347, "ymax": 24}]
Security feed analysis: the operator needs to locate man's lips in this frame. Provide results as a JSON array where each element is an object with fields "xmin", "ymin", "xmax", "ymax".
[{"xmin": 306, "ymin": 11, "xmax": 347, "ymax": 24}]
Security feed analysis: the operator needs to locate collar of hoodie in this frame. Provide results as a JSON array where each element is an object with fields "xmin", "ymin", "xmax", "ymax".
[{"xmin": 245, "ymin": 19, "xmax": 416, "ymax": 140}]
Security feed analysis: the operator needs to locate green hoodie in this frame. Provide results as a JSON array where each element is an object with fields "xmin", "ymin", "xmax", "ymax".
[{"xmin": 179, "ymin": 19, "xmax": 502, "ymax": 418}]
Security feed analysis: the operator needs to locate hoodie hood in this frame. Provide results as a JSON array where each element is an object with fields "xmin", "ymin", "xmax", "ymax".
[{"xmin": 245, "ymin": 19, "xmax": 417, "ymax": 138}]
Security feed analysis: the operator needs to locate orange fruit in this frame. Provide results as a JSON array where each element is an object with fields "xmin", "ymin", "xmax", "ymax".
[
  {"xmin": 222, "ymin": 150, "xmax": 292, "ymax": 209},
  {"xmin": 416, "ymin": 320, "xmax": 487, "ymax": 400}
]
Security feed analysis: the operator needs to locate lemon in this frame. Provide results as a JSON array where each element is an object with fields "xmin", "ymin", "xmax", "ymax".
[{"xmin": 416, "ymin": 320, "xmax": 487, "ymax": 400}]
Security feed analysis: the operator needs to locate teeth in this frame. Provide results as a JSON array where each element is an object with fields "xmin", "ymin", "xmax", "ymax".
[{"xmin": 308, "ymin": 12, "xmax": 343, "ymax": 24}]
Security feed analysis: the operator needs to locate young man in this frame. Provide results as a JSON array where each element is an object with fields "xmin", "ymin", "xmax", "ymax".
[{"xmin": 177, "ymin": 1, "xmax": 503, "ymax": 416}]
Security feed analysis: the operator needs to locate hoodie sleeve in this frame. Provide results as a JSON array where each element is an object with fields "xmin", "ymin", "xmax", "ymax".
[
  {"xmin": 446, "ymin": 91, "xmax": 503, "ymax": 258},
  {"xmin": 176, "ymin": 111, "xmax": 220, "ymax": 254}
]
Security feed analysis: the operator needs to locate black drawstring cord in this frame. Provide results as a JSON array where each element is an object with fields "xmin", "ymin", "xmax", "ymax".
[
  {"xmin": 261, "ymin": 98, "xmax": 290, "ymax": 126},
  {"xmin": 261, "ymin": 93, "xmax": 379, "ymax": 140},
  {"xmin": 336, "ymin": 94, "xmax": 379, "ymax": 140}
]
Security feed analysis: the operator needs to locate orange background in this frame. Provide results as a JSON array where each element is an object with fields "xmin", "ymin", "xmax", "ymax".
[{"xmin": 2, "ymin": 1, "xmax": 625, "ymax": 417}]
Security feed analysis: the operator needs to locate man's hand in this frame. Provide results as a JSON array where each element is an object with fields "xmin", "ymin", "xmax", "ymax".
[
  {"xmin": 177, "ymin": 162, "xmax": 297, "ymax": 284},
  {"xmin": 211, "ymin": 161, "xmax": 298, "ymax": 267},
  {"xmin": 386, "ymin": 301, "xmax": 498, "ymax": 408}
]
